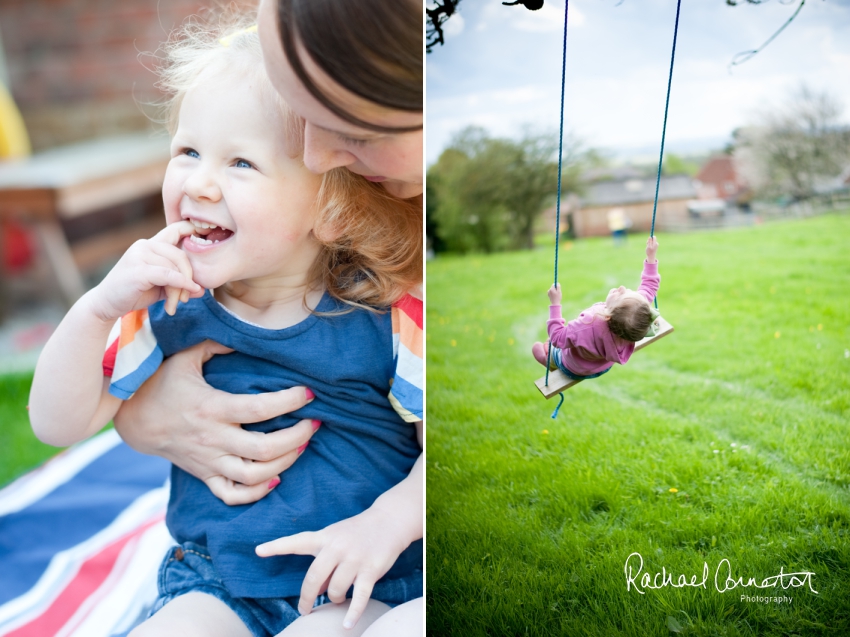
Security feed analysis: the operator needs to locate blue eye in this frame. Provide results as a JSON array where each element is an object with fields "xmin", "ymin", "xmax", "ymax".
[
  {"xmin": 235, "ymin": 159, "xmax": 253, "ymax": 169},
  {"xmin": 184, "ymin": 148, "xmax": 200, "ymax": 159}
]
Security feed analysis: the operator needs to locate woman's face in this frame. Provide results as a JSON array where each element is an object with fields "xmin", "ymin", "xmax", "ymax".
[{"xmin": 258, "ymin": 0, "xmax": 423, "ymax": 199}]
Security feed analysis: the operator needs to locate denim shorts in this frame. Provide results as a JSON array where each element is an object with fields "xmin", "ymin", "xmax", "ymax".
[
  {"xmin": 123, "ymin": 542, "xmax": 422, "ymax": 637},
  {"xmin": 553, "ymin": 349, "xmax": 612, "ymax": 381}
]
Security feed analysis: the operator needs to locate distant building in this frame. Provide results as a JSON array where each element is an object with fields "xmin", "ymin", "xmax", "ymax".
[
  {"xmin": 693, "ymin": 155, "xmax": 750, "ymax": 205},
  {"xmin": 567, "ymin": 175, "xmax": 696, "ymax": 238},
  {"xmin": 812, "ymin": 164, "xmax": 850, "ymax": 196}
]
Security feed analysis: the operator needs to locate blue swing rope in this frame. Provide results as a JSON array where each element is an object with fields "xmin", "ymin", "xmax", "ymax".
[
  {"xmin": 649, "ymin": 0, "xmax": 682, "ymax": 310},
  {"xmin": 544, "ymin": 0, "xmax": 570, "ymax": 419},
  {"xmin": 547, "ymin": 0, "xmax": 682, "ymax": 419}
]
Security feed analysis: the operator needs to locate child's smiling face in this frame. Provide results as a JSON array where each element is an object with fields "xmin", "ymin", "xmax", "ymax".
[
  {"xmin": 162, "ymin": 64, "xmax": 324, "ymax": 291},
  {"xmin": 605, "ymin": 286, "xmax": 648, "ymax": 311}
]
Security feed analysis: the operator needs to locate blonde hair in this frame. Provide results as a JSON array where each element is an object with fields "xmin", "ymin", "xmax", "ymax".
[
  {"xmin": 155, "ymin": 13, "xmax": 289, "ymax": 137},
  {"xmin": 153, "ymin": 10, "xmax": 422, "ymax": 310}
]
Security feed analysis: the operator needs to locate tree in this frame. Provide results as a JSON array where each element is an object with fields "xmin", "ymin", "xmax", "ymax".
[
  {"xmin": 425, "ymin": 180, "xmax": 446, "ymax": 255},
  {"xmin": 734, "ymin": 86, "xmax": 850, "ymax": 200},
  {"xmin": 662, "ymin": 153, "xmax": 700, "ymax": 177},
  {"xmin": 427, "ymin": 137, "xmax": 514, "ymax": 254},
  {"xmin": 428, "ymin": 126, "xmax": 585, "ymax": 253}
]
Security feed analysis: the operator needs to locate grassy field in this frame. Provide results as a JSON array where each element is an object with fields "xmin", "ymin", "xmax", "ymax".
[
  {"xmin": 0, "ymin": 372, "xmax": 58, "ymax": 486},
  {"xmin": 426, "ymin": 213, "xmax": 850, "ymax": 636}
]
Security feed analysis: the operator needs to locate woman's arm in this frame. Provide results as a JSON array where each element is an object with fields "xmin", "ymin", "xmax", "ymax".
[
  {"xmin": 256, "ymin": 421, "xmax": 424, "ymax": 630},
  {"xmin": 112, "ymin": 339, "xmax": 319, "ymax": 505}
]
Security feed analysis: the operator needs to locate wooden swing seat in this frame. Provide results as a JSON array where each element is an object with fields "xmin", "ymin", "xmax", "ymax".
[{"xmin": 534, "ymin": 316, "xmax": 674, "ymax": 399}]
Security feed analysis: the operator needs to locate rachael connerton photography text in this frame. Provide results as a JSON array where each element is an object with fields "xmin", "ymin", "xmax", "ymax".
[{"xmin": 624, "ymin": 552, "xmax": 818, "ymax": 595}]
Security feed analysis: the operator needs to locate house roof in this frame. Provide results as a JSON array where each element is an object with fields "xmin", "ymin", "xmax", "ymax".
[
  {"xmin": 695, "ymin": 156, "xmax": 741, "ymax": 187},
  {"xmin": 581, "ymin": 175, "xmax": 696, "ymax": 206}
]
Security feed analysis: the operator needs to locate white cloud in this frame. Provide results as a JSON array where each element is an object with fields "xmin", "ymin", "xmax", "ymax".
[{"xmin": 444, "ymin": 13, "xmax": 466, "ymax": 37}]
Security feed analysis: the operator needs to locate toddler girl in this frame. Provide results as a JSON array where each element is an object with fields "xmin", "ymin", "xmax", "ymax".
[
  {"xmin": 29, "ymin": 16, "xmax": 422, "ymax": 637},
  {"xmin": 532, "ymin": 237, "xmax": 660, "ymax": 379}
]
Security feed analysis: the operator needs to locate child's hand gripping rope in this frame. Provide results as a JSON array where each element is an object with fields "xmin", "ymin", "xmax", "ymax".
[
  {"xmin": 548, "ymin": 282, "xmax": 562, "ymax": 305},
  {"xmin": 646, "ymin": 236, "xmax": 659, "ymax": 264},
  {"xmin": 87, "ymin": 221, "xmax": 203, "ymax": 322}
]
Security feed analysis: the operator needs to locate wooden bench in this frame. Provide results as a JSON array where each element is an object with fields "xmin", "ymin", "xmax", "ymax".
[{"xmin": 0, "ymin": 133, "xmax": 170, "ymax": 306}]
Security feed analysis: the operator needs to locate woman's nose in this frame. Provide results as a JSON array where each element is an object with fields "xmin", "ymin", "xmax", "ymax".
[
  {"xmin": 303, "ymin": 123, "xmax": 357, "ymax": 174},
  {"xmin": 183, "ymin": 164, "xmax": 222, "ymax": 202}
]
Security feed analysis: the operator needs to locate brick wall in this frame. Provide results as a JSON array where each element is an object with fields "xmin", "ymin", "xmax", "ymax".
[{"xmin": 0, "ymin": 0, "xmax": 256, "ymax": 151}]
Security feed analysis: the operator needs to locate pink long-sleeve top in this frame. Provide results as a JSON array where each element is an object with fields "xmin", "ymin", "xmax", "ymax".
[{"xmin": 547, "ymin": 260, "xmax": 660, "ymax": 376}]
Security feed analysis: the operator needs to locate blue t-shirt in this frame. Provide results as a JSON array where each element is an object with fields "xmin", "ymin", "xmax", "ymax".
[{"xmin": 108, "ymin": 291, "xmax": 422, "ymax": 600}]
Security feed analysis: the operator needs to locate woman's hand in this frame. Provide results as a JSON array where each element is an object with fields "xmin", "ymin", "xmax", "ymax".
[{"xmin": 112, "ymin": 339, "xmax": 318, "ymax": 505}]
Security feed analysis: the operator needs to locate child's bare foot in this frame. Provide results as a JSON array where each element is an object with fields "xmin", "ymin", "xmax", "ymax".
[{"xmin": 532, "ymin": 341, "xmax": 557, "ymax": 371}]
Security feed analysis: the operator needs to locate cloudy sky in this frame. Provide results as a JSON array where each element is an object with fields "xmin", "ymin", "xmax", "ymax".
[{"xmin": 426, "ymin": 0, "xmax": 850, "ymax": 164}]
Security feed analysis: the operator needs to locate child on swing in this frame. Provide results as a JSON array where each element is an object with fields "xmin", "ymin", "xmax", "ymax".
[
  {"xmin": 29, "ymin": 16, "xmax": 422, "ymax": 637},
  {"xmin": 532, "ymin": 237, "xmax": 660, "ymax": 380}
]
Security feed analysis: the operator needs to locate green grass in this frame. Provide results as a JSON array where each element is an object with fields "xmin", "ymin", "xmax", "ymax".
[
  {"xmin": 426, "ymin": 213, "xmax": 850, "ymax": 636},
  {"xmin": 0, "ymin": 372, "xmax": 59, "ymax": 486}
]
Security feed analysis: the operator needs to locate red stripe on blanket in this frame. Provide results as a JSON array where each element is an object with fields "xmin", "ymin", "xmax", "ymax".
[
  {"xmin": 6, "ymin": 515, "xmax": 163, "ymax": 637},
  {"xmin": 393, "ymin": 294, "xmax": 422, "ymax": 329}
]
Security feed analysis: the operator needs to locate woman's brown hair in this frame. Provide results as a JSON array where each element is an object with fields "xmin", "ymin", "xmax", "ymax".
[
  {"xmin": 276, "ymin": 0, "xmax": 423, "ymax": 133},
  {"xmin": 313, "ymin": 168, "xmax": 423, "ymax": 310}
]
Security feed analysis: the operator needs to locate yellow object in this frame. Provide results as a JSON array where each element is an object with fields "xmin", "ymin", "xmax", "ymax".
[
  {"xmin": 0, "ymin": 81, "xmax": 31, "ymax": 159},
  {"xmin": 219, "ymin": 25, "xmax": 258, "ymax": 47}
]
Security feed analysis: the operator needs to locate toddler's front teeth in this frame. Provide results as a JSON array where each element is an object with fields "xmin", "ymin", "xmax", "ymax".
[
  {"xmin": 189, "ymin": 234, "xmax": 218, "ymax": 245},
  {"xmin": 190, "ymin": 220, "xmax": 218, "ymax": 230}
]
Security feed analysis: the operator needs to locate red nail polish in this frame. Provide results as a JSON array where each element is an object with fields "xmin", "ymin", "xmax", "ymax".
[
  {"xmin": 297, "ymin": 441, "xmax": 309, "ymax": 454},
  {"xmin": 268, "ymin": 478, "xmax": 281, "ymax": 489},
  {"xmin": 305, "ymin": 388, "xmax": 315, "ymax": 401},
  {"xmin": 312, "ymin": 420, "xmax": 321, "ymax": 431}
]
